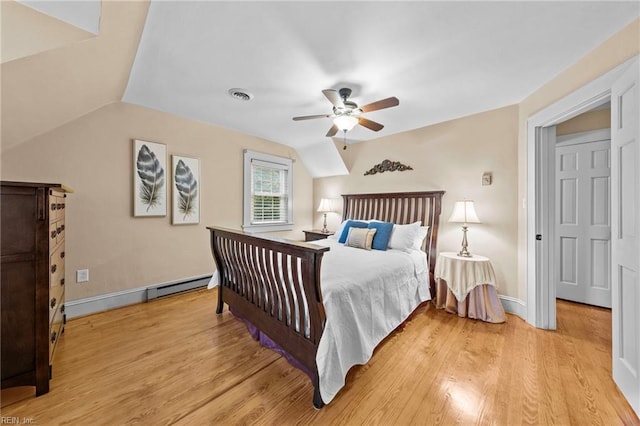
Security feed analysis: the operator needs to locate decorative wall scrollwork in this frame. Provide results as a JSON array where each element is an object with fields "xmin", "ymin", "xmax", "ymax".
[{"xmin": 364, "ymin": 159, "xmax": 413, "ymax": 176}]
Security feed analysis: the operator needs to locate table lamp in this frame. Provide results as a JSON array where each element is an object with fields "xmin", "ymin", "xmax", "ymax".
[
  {"xmin": 448, "ymin": 200, "xmax": 481, "ymax": 257},
  {"xmin": 317, "ymin": 198, "xmax": 334, "ymax": 233}
]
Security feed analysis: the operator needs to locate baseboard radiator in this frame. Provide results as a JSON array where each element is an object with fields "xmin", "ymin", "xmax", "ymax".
[{"xmin": 146, "ymin": 275, "xmax": 211, "ymax": 301}]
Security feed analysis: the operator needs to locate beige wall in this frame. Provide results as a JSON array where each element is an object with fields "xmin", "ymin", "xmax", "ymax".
[
  {"xmin": 556, "ymin": 108, "xmax": 611, "ymax": 136},
  {"xmin": 1, "ymin": 1, "xmax": 149, "ymax": 151},
  {"xmin": 516, "ymin": 18, "xmax": 640, "ymax": 300},
  {"xmin": 1, "ymin": 102, "xmax": 313, "ymax": 300},
  {"xmin": 314, "ymin": 105, "xmax": 519, "ymax": 298}
]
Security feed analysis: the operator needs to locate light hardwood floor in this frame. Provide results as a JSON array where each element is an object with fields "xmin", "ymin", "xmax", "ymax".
[{"xmin": 2, "ymin": 289, "xmax": 638, "ymax": 425}]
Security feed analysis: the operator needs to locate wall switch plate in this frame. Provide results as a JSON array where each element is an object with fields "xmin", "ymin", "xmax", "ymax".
[
  {"xmin": 76, "ymin": 269, "xmax": 89, "ymax": 283},
  {"xmin": 482, "ymin": 172, "xmax": 492, "ymax": 186}
]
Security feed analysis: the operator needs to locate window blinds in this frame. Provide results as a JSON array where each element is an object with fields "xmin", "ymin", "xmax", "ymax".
[{"xmin": 251, "ymin": 159, "xmax": 289, "ymax": 224}]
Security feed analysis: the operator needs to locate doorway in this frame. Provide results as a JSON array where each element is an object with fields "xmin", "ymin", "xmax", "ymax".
[{"xmin": 526, "ymin": 55, "xmax": 639, "ymax": 416}]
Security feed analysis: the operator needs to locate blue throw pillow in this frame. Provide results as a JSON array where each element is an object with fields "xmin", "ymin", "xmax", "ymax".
[
  {"xmin": 338, "ymin": 220, "xmax": 368, "ymax": 243},
  {"xmin": 368, "ymin": 221, "xmax": 394, "ymax": 250}
]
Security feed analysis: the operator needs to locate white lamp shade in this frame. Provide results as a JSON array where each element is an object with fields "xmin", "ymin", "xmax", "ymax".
[
  {"xmin": 333, "ymin": 115, "xmax": 358, "ymax": 132},
  {"xmin": 448, "ymin": 200, "xmax": 480, "ymax": 224},
  {"xmin": 317, "ymin": 198, "xmax": 333, "ymax": 213}
]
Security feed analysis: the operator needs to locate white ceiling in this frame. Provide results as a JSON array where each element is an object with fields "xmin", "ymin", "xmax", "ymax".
[{"xmin": 34, "ymin": 1, "xmax": 639, "ymax": 177}]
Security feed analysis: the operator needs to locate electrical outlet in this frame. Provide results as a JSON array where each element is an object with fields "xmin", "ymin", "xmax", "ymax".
[{"xmin": 76, "ymin": 269, "xmax": 89, "ymax": 283}]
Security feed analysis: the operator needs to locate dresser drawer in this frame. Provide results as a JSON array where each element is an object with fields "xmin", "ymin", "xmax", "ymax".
[
  {"xmin": 49, "ymin": 218, "xmax": 65, "ymax": 247},
  {"xmin": 49, "ymin": 284, "xmax": 64, "ymax": 323},
  {"xmin": 50, "ymin": 244, "xmax": 65, "ymax": 289},
  {"xmin": 49, "ymin": 194, "xmax": 59, "ymax": 222},
  {"xmin": 57, "ymin": 219, "xmax": 65, "ymax": 244},
  {"xmin": 49, "ymin": 192, "xmax": 65, "ymax": 223},
  {"xmin": 49, "ymin": 303, "xmax": 64, "ymax": 362}
]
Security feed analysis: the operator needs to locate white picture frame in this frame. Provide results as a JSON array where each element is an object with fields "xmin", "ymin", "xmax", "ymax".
[
  {"xmin": 133, "ymin": 139, "xmax": 167, "ymax": 217},
  {"xmin": 171, "ymin": 155, "xmax": 200, "ymax": 225}
]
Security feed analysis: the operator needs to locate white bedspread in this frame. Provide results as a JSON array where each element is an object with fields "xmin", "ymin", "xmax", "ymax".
[{"xmin": 313, "ymin": 239, "xmax": 431, "ymax": 403}]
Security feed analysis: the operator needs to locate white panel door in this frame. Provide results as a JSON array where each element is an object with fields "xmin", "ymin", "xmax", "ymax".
[
  {"xmin": 555, "ymin": 136, "xmax": 611, "ymax": 308},
  {"xmin": 611, "ymin": 57, "xmax": 640, "ymax": 417}
]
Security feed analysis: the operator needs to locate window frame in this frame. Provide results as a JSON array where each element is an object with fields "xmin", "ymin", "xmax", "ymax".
[{"xmin": 243, "ymin": 150, "xmax": 293, "ymax": 233}]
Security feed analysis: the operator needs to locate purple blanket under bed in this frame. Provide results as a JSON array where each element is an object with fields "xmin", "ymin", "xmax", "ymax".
[{"xmin": 230, "ymin": 307, "xmax": 314, "ymax": 381}]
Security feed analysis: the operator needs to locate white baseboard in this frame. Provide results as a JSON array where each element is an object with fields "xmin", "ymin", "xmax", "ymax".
[
  {"xmin": 67, "ymin": 275, "xmax": 526, "ymax": 323},
  {"xmin": 499, "ymin": 295, "xmax": 526, "ymax": 320},
  {"xmin": 66, "ymin": 274, "xmax": 212, "ymax": 319}
]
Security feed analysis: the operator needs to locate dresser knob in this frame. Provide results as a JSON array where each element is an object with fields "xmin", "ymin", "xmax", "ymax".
[
  {"xmin": 61, "ymin": 224, "xmax": 65, "ymax": 231},
  {"xmin": 61, "ymin": 305, "xmax": 65, "ymax": 313},
  {"xmin": 61, "ymin": 251, "xmax": 65, "ymax": 259},
  {"xmin": 51, "ymin": 230, "xmax": 57, "ymax": 239},
  {"xmin": 50, "ymin": 298, "xmax": 57, "ymax": 309},
  {"xmin": 51, "ymin": 331, "xmax": 57, "ymax": 343},
  {"xmin": 61, "ymin": 278, "xmax": 65, "ymax": 286},
  {"xmin": 51, "ymin": 264, "xmax": 57, "ymax": 274},
  {"xmin": 51, "ymin": 204, "xmax": 57, "ymax": 211}
]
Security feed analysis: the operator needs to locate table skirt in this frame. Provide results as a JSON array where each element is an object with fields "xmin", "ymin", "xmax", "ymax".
[{"xmin": 435, "ymin": 279, "xmax": 506, "ymax": 323}]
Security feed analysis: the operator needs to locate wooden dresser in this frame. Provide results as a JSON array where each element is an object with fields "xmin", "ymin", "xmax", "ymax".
[{"xmin": 1, "ymin": 181, "xmax": 68, "ymax": 395}]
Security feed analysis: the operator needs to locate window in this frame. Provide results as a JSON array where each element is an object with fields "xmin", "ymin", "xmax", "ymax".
[{"xmin": 243, "ymin": 150, "xmax": 293, "ymax": 232}]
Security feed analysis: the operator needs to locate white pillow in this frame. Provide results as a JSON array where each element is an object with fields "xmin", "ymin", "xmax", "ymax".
[
  {"xmin": 412, "ymin": 226, "xmax": 430, "ymax": 250},
  {"xmin": 388, "ymin": 221, "xmax": 421, "ymax": 251}
]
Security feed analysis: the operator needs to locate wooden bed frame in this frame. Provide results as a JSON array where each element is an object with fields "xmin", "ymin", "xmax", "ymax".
[{"xmin": 207, "ymin": 190, "xmax": 444, "ymax": 408}]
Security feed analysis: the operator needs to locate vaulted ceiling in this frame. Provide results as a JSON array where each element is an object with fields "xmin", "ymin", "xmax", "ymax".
[{"xmin": 2, "ymin": 1, "xmax": 639, "ymax": 176}]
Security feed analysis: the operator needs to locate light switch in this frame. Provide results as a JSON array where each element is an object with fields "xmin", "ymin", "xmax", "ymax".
[{"xmin": 482, "ymin": 172, "xmax": 492, "ymax": 186}]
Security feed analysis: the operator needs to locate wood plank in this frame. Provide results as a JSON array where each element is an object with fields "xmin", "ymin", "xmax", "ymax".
[{"xmin": 1, "ymin": 291, "xmax": 638, "ymax": 424}]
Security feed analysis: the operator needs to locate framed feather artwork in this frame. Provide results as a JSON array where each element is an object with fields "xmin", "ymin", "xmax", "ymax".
[
  {"xmin": 133, "ymin": 139, "xmax": 167, "ymax": 217},
  {"xmin": 171, "ymin": 155, "xmax": 200, "ymax": 225}
]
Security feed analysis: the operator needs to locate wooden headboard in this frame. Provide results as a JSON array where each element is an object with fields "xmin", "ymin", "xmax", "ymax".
[{"xmin": 342, "ymin": 191, "xmax": 445, "ymax": 294}]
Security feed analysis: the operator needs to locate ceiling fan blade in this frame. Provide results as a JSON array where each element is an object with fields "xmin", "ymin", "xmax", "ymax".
[
  {"xmin": 326, "ymin": 124, "xmax": 339, "ymax": 137},
  {"xmin": 360, "ymin": 97, "xmax": 399, "ymax": 113},
  {"xmin": 292, "ymin": 114, "xmax": 331, "ymax": 121},
  {"xmin": 322, "ymin": 89, "xmax": 344, "ymax": 108},
  {"xmin": 358, "ymin": 117, "xmax": 384, "ymax": 132}
]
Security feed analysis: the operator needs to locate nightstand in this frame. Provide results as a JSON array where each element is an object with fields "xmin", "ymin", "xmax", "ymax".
[
  {"xmin": 303, "ymin": 229, "xmax": 334, "ymax": 242},
  {"xmin": 434, "ymin": 252, "xmax": 506, "ymax": 323}
]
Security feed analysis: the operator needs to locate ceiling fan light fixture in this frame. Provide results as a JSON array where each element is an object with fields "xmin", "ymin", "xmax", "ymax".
[{"xmin": 334, "ymin": 115, "xmax": 358, "ymax": 132}]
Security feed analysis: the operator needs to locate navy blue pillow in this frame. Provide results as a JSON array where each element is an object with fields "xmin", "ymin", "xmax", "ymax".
[
  {"xmin": 338, "ymin": 220, "xmax": 368, "ymax": 243},
  {"xmin": 368, "ymin": 221, "xmax": 394, "ymax": 250}
]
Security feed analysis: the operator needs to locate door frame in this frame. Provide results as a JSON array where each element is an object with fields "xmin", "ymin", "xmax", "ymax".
[{"xmin": 527, "ymin": 55, "xmax": 638, "ymax": 329}]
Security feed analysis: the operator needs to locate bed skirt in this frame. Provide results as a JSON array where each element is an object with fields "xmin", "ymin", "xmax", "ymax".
[{"xmin": 230, "ymin": 308, "xmax": 314, "ymax": 381}]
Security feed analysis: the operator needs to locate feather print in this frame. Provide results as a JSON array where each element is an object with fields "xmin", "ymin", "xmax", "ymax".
[
  {"xmin": 174, "ymin": 159, "xmax": 198, "ymax": 219},
  {"xmin": 136, "ymin": 144, "xmax": 165, "ymax": 211}
]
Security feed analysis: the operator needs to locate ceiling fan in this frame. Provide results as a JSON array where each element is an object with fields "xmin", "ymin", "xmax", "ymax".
[{"xmin": 292, "ymin": 88, "xmax": 399, "ymax": 137}]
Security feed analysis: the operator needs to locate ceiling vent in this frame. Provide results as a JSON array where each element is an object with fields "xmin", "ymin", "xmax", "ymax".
[{"xmin": 228, "ymin": 88, "xmax": 253, "ymax": 101}]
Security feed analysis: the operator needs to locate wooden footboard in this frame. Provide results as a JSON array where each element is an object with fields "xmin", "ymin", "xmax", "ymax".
[
  {"xmin": 207, "ymin": 190, "xmax": 444, "ymax": 408},
  {"xmin": 207, "ymin": 226, "xmax": 330, "ymax": 408}
]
